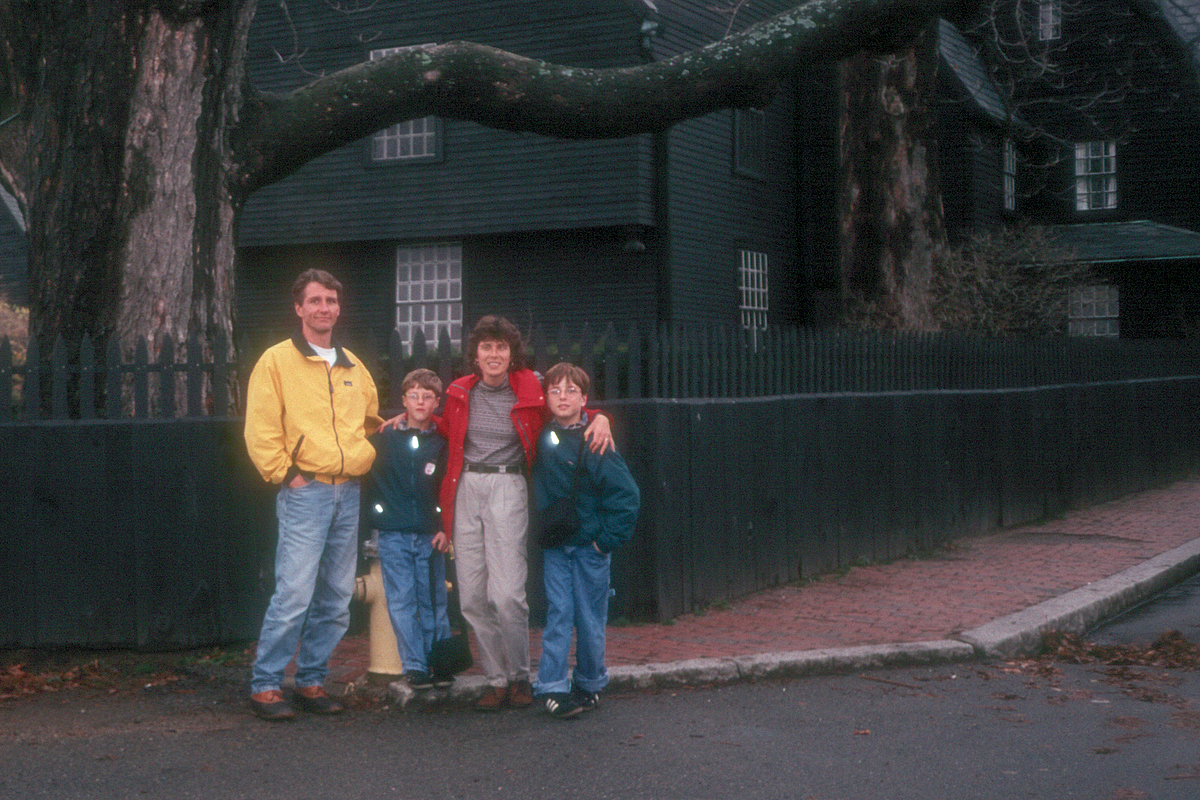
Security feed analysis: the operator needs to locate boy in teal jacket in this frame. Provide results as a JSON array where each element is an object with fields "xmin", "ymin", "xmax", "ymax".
[{"xmin": 532, "ymin": 362, "xmax": 640, "ymax": 718}]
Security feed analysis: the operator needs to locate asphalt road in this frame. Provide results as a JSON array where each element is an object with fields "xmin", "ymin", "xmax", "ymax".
[{"xmin": 1, "ymin": 574, "xmax": 1198, "ymax": 800}]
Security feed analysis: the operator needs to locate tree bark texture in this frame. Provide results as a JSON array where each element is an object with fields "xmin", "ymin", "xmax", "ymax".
[
  {"xmin": 0, "ymin": 0, "xmax": 970, "ymax": 363},
  {"xmin": 838, "ymin": 22, "xmax": 947, "ymax": 330}
]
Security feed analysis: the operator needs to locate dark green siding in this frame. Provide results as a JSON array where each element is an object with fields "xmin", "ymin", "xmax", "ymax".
[{"xmin": 239, "ymin": 0, "xmax": 655, "ymax": 248}]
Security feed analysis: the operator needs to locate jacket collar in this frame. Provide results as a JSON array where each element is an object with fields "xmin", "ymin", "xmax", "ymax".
[{"xmin": 291, "ymin": 328, "xmax": 355, "ymax": 368}]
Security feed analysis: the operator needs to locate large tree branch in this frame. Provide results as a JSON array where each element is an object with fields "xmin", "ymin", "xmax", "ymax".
[{"xmin": 233, "ymin": 0, "xmax": 973, "ymax": 193}]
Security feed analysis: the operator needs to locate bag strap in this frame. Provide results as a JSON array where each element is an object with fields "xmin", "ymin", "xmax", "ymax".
[{"xmin": 567, "ymin": 430, "xmax": 587, "ymax": 503}]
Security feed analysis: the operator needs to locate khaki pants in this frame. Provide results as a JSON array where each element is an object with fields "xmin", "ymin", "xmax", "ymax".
[{"xmin": 453, "ymin": 471, "xmax": 530, "ymax": 686}]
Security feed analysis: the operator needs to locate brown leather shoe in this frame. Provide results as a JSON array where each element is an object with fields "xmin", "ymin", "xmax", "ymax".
[
  {"xmin": 474, "ymin": 685, "xmax": 508, "ymax": 712},
  {"xmin": 293, "ymin": 685, "xmax": 344, "ymax": 715},
  {"xmin": 508, "ymin": 679, "xmax": 534, "ymax": 709},
  {"xmin": 249, "ymin": 689, "xmax": 296, "ymax": 721}
]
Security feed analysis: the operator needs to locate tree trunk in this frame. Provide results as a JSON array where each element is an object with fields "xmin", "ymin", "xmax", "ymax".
[
  {"xmin": 6, "ymin": 1, "xmax": 253, "ymax": 364},
  {"xmin": 838, "ymin": 22, "xmax": 946, "ymax": 330}
]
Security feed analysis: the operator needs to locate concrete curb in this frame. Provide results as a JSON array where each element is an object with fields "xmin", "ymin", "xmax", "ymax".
[
  {"xmin": 956, "ymin": 537, "xmax": 1200, "ymax": 659},
  {"xmin": 381, "ymin": 536, "xmax": 1200, "ymax": 707}
]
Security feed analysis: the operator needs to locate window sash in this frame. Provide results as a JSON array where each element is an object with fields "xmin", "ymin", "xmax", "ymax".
[
  {"xmin": 1069, "ymin": 284, "xmax": 1119, "ymax": 337},
  {"xmin": 1074, "ymin": 141, "xmax": 1117, "ymax": 210},
  {"xmin": 395, "ymin": 243, "xmax": 463, "ymax": 349},
  {"xmin": 738, "ymin": 249, "xmax": 769, "ymax": 332},
  {"xmin": 1038, "ymin": 0, "xmax": 1062, "ymax": 41}
]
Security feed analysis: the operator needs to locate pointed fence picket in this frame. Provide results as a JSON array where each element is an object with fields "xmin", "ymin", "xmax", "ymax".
[{"xmin": 4, "ymin": 324, "xmax": 1200, "ymax": 421}]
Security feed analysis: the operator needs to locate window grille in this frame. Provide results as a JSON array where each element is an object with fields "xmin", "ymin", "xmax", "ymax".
[
  {"xmin": 1074, "ymin": 141, "xmax": 1117, "ymax": 211},
  {"xmin": 395, "ymin": 243, "xmax": 463, "ymax": 349},
  {"xmin": 1069, "ymin": 284, "xmax": 1119, "ymax": 337},
  {"xmin": 739, "ymin": 250, "xmax": 769, "ymax": 337}
]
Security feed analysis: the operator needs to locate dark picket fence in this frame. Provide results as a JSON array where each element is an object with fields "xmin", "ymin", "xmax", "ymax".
[
  {"xmin": 6, "ymin": 324, "xmax": 1200, "ymax": 420},
  {"xmin": 5, "ymin": 325, "xmax": 1200, "ymax": 647}
]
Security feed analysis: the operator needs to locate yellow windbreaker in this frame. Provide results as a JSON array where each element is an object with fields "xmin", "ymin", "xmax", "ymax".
[{"xmin": 244, "ymin": 333, "xmax": 382, "ymax": 484}]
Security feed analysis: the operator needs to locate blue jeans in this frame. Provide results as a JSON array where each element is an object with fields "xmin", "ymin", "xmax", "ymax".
[
  {"xmin": 535, "ymin": 544, "xmax": 612, "ymax": 695},
  {"xmin": 377, "ymin": 531, "xmax": 449, "ymax": 675},
  {"xmin": 251, "ymin": 480, "xmax": 360, "ymax": 694}
]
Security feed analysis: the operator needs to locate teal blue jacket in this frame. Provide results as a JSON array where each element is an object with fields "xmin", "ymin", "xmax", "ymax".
[{"xmin": 532, "ymin": 415, "xmax": 640, "ymax": 553}]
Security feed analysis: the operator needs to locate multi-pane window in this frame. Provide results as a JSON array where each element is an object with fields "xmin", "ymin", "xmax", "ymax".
[
  {"xmin": 733, "ymin": 108, "xmax": 766, "ymax": 178},
  {"xmin": 1075, "ymin": 141, "xmax": 1117, "ymax": 211},
  {"xmin": 738, "ymin": 250, "xmax": 769, "ymax": 334},
  {"xmin": 370, "ymin": 48, "xmax": 439, "ymax": 162},
  {"xmin": 1003, "ymin": 138, "xmax": 1017, "ymax": 212},
  {"xmin": 1069, "ymin": 284, "xmax": 1119, "ymax": 337},
  {"xmin": 1038, "ymin": 0, "xmax": 1062, "ymax": 41},
  {"xmin": 395, "ymin": 243, "xmax": 462, "ymax": 350}
]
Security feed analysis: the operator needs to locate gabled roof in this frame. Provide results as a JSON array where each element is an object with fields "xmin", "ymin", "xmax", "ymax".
[
  {"xmin": 937, "ymin": 18, "xmax": 1012, "ymax": 127},
  {"xmin": 1046, "ymin": 220, "xmax": 1200, "ymax": 264},
  {"xmin": 1154, "ymin": 0, "xmax": 1200, "ymax": 77}
]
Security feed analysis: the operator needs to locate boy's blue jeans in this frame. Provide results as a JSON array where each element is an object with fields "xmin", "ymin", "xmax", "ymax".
[
  {"xmin": 251, "ymin": 480, "xmax": 360, "ymax": 695},
  {"xmin": 377, "ymin": 530, "xmax": 450, "ymax": 675},
  {"xmin": 535, "ymin": 544, "xmax": 612, "ymax": 696}
]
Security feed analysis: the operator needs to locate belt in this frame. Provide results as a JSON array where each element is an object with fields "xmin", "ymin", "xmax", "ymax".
[
  {"xmin": 299, "ymin": 471, "xmax": 358, "ymax": 485},
  {"xmin": 462, "ymin": 463, "xmax": 523, "ymax": 475}
]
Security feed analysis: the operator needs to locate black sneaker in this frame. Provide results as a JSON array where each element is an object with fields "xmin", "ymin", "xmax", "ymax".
[
  {"xmin": 570, "ymin": 686, "xmax": 600, "ymax": 712},
  {"xmin": 405, "ymin": 671, "xmax": 434, "ymax": 691},
  {"xmin": 431, "ymin": 673, "xmax": 455, "ymax": 689},
  {"xmin": 543, "ymin": 692, "xmax": 582, "ymax": 719}
]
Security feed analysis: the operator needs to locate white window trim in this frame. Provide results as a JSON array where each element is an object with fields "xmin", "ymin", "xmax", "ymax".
[
  {"xmin": 1074, "ymin": 140, "xmax": 1117, "ymax": 211},
  {"xmin": 1003, "ymin": 138, "xmax": 1017, "ymax": 212},
  {"xmin": 1069, "ymin": 284, "xmax": 1119, "ymax": 337},
  {"xmin": 395, "ymin": 243, "xmax": 463, "ymax": 350},
  {"xmin": 1038, "ymin": 0, "xmax": 1062, "ymax": 41},
  {"xmin": 738, "ymin": 249, "xmax": 769, "ymax": 335}
]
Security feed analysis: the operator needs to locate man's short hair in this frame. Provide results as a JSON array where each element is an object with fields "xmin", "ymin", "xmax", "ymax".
[
  {"xmin": 466, "ymin": 315, "xmax": 526, "ymax": 375},
  {"xmin": 401, "ymin": 368, "xmax": 443, "ymax": 397},
  {"xmin": 543, "ymin": 362, "xmax": 590, "ymax": 397},
  {"xmin": 292, "ymin": 269, "xmax": 343, "ymax": 306}
]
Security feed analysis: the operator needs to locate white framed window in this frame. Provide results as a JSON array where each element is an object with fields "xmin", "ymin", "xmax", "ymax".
[
  {"xmin": 1074, "ymin": 141, "xmax": 1117, "ymax": 211},
  {"xmin": 733, "ymin": 108, "xmax": 766, "ymax": 178},
  {"xmin": 395, "ymin": 243, "xmax": 462, "ymax": 350},
  {"xmin": 738, "ymin": 250, "xmax": 768, "ymax": 334},
  {"xmin": 370, "ymin": 48, "xmax": 440, "ymax": 162},
  {"xmin": 1003, "ymin": 138, "xmax": 1017, "ymax": 212},
  {"xmin": 1069, "ymin": 284, "xmax": 1119, "ymax": 337},
  {"xmin": 1038, "ymin": 0, "xmax": 1062, "ymax": 41}
]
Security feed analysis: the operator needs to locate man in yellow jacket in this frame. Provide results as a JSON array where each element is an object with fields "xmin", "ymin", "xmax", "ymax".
[{"xmin": 244, "ymin": 269, "xmax": 382, "ymax": 721}]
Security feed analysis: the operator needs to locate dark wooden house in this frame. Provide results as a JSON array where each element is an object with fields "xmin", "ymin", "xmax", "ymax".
[
  {"xmin": 236, "ymin": 0, "xmax": 801, "ymax": 353},
  {"xmin": 946, "ymin": 0, "xmax": 1200, "ymax": 337}
]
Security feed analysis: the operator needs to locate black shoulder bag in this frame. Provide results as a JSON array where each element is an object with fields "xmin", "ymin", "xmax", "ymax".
[{"xmin": 427, "ymin": 551, "xmax": 473, "ymax": 678}]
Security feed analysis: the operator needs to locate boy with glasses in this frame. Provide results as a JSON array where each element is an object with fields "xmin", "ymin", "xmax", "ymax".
[
  {"xmin": 368, "ymin": 368, "xmax": 452, "ymax": 690},
  {"xmin": 532, "ymin": 362, "xmax": 640, "ymax": 718}
]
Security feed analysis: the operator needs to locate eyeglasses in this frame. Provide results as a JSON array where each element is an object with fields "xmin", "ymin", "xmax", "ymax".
[
  {"xmin": 405, "ymin": 392, "xmax": 438, "ymax": 403},
  {"xmin": 547, "ymin": 386, "xmax": 582, "ymax": 397}
]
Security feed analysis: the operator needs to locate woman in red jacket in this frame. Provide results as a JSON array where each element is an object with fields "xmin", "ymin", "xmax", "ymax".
[{"xmin": 436, "ymin": 316, "xmax": 610, "ymax": 711}]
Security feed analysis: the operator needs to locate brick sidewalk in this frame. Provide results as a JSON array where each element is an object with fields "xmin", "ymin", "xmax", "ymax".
[{"xmin": 327, "ymin": 476, "xmax": 1200, "ymax": 686}]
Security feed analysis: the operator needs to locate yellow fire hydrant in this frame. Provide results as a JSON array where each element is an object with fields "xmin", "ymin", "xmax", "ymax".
[{"xmin": 354, "ymin": 536, "xmax": 404, "ymax": 684}]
